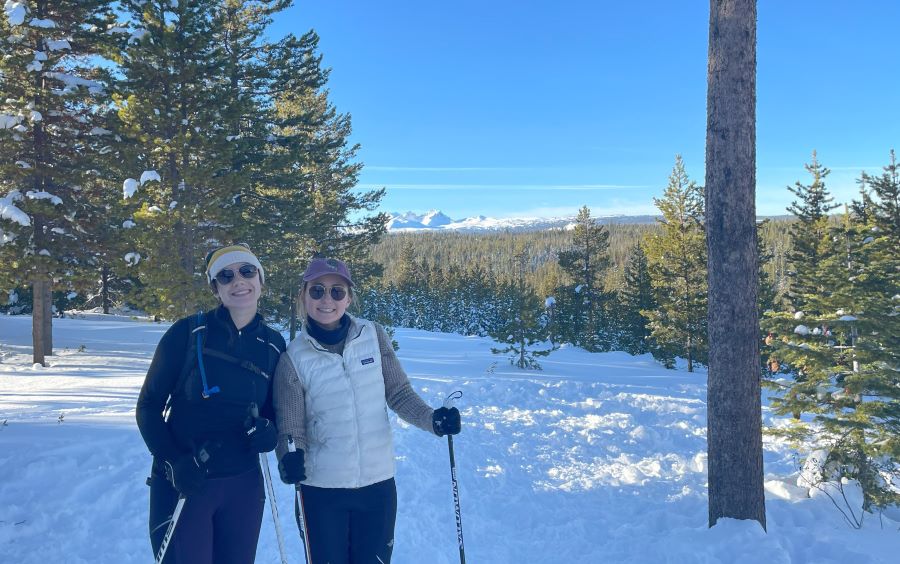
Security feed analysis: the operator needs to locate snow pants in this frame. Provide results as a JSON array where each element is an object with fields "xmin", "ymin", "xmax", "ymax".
[
  {"xmin": 296, "ymin": 477, "xmax": 397, "ymax": 564},
  {"xmin": 149, "ymin": 466, "xmax": 265, "ymax": 564}
]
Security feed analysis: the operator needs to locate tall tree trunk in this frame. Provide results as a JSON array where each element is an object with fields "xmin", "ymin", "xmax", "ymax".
[
  {"xmin": 101, "ymin": 264, "xmax": 111, "ymax": 314},
  {"xmin": 687, "ymin": 335, "xmax": 694, "ymax": 372},
  {"xmin": 42, "ymin": 281, "xmax": 52, "ymax": 356},
  {"xmin": 705, "ymin": 0, "xmax": 766, "ymax": 529},
  {"xmin": 519, "ymin": 332, "xmax": 526, "ymax": 368},
  {"xmin": 32, "ymin": 276, "xmax": 52, "ymax": 365},
  {"xmin": 31, "ymin": 1, "xmax": 51, "ymax": 363}
]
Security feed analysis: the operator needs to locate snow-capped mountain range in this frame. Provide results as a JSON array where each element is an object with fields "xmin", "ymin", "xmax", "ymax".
[{"xmin": 385, "ymin": 210, "xmax": 658, "ymax": 232}]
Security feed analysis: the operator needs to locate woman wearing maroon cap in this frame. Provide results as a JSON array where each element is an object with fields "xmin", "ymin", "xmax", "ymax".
[{"xmin": 273, "ymin": 256, "xmax": 461, "ymax": 564}]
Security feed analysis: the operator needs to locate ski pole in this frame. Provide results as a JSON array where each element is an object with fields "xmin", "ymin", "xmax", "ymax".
[
  {"xmin": 155, "ymin": 495, "xmax": 185, "ymax": 564},
  {"xmin": 249, "ymin": 404, "xmax": 288, "ymax": 564},
  {"xmin": 155, "ymin": 441, "xmax": 214, "ymax": 563},
  {"xmin": 288, "ymin": 436, "xmax": 313, "ymax": 564},
  {"xmin": 444, "ymin": 390, "xmax": 466, "ymax": 564}
]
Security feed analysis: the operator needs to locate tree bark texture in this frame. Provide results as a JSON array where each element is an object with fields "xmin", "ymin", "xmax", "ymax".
[
  {"xmin": 101, "ymin": 264, "xmax": 111, "ymax": 315},
  {"xmin": 705, "ymin": 0, "xmax": 766, "ymax": 529},
  {"xmin": 32, "ymin": 276, "xmax": 52, "ymax": 365},
  {"xmin": 42, "ymin": 279, "xmax": 52, "ymax": 356}
]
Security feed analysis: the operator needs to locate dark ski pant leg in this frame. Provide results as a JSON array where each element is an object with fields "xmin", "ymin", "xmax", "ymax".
[
  {"xmin": 149, "ymin": 468, "xmax": 264, "ymax": 564},
  {"xmin": 349, "ymin": 478, "xmax": 397, "ymax": 564},
  {"xmin": 298, "ymin": 483, "xmax": 351, "ymax": 564},
  {"xmin": 298, "ymin": 478, "xmax": 397, "ymax": 564},
  {"xmin": 212, "ymin": 468, "xmax": 266, "ymax": 564}
]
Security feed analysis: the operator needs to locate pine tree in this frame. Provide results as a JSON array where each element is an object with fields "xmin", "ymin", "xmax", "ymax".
[
  {"xmin": 242, "ymin": 30, "xmax": 387, "ymax": 334},
  {"xmin": 556, "ymin": 205, "xmax": 612, "ymax": 351},
  {"xmin": 396, "ymin": 238, "xmax": 422, "ymax": 290},
  {"xmin": 618, "ymin": 244, "xmax": 656, "ymax": 355},
  {"xmin": 765, "ymin": 213, "xmax": 898, "ymax": 510},
  {"xmin": 863, "ymin": 149, "xmax": 900, "ymax": 249},
  {"xmin": 763, "ymin": 156, "xmax": 842, "ymax": 417},
  {"xmin": 393, "ymin": 238, "xmax": 426, "ymax": 328},
  {"xmin": 82, "ymin": 84, "xmax": 138, "ymax": 316},
  {"xmin": 490, "ymin": 246, "xmax": 552, "ymax": 369},
  {"xmin": 79, "ymin": 164, "xmax": 137, "ymax": 315},
  {"xmin": 756, "ymin": 219, "xmax": 778, "ymax": 317},
  {"xmin": 114, "ymin": 0, "xmax": 245, "ymax": 318},
  {"xmin": 764, "ymin": 152, "xmax": 900, "ymax": 511},
  {"xmin": 0, "ymin": 0, "xmax": 116, "ymax": 364},
  {"xmin": 642, "ymin": 156, "xmax": 708, "ymax": 371},
  {"xmin": 763, "ymin": 154, "xmax": 841, "ymax": 402},
  {"xmin": 464, "ymin": 263, "xmax": 498, "ymax": 336},
  {"xmin": 784, "ymin": 151, "xmax": 839, "ymax": 314}
]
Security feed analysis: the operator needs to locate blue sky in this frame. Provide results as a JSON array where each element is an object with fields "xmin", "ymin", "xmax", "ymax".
[{"xmin": 271, "ymin": 1, "xmax": 899, "ymax": 220}]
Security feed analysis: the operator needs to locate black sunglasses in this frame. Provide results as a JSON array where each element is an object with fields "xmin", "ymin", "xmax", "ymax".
[
  {"xmin": 215, "ymin": 264, "xmax": 258, "ymax": 285},
  {"xmin": 308, "ymin": 284, "xmax": 348, "ymax": 301}
]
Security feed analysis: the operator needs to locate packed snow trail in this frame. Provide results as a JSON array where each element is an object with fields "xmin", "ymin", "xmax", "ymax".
[{"xmin": 0, "ymin": 315, "xmax": 896, "ymax": 563}]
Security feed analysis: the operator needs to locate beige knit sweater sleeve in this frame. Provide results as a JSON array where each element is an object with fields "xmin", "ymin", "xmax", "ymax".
[
  {"xmin": 274, "ymin": 352, "xmax": 307, "ymax": 460},
  {"xmin": 375, "ymin": 323, "xmax": 437, "ymax": 435}
]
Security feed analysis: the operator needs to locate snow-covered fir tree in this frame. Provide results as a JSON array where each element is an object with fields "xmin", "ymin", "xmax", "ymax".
[
  {"xmin": 0, "ymin": 0, "xmax": 116, "ymax": 363},
  {"xmin": 763, "ymin": 152, "xmax": 900, "ymax": 511},
  {"xmin": 114, "ymin": 0, "xmax": 249, "ymax": 317}
]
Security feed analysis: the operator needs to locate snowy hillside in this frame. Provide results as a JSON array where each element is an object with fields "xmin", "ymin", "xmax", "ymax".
[
  {"xmin": 0, "ymin": 315, "xmax": 896, "ymax": 563},
  {"xmin": 385, "ymin": 210, "xmax": 659, "ymax": 232}
]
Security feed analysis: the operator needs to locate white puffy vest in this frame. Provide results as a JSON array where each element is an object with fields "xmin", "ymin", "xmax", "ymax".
[{"xmin": 285, "ymin": 318, "xmax": 394, "ymax": 488}]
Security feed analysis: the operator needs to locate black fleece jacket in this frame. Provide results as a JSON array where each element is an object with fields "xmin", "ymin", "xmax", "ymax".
[{"xmin": 136, "ymin": 305, "xmax": 286, "ymax": 477}]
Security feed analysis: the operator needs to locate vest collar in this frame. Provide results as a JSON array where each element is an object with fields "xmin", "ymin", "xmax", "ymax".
[{"xmin": 303, "ymin": 315, "xmax": 367, "ymax": 351}]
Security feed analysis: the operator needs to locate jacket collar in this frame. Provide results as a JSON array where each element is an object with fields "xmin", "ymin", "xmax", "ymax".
[{"xmin": 211, "ymin": 304, "xmax": 262, "ymax": 337}]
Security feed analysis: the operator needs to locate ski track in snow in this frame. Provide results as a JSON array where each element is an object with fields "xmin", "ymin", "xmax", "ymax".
[{"xmin": 0, "ymin": 315, "xmax": 896, "ymax": 563}]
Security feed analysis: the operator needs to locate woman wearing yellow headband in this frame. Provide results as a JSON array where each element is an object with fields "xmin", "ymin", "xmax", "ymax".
[{"xmin": 136, "ymin": 243, "xmax": 286, "ymax": 563}]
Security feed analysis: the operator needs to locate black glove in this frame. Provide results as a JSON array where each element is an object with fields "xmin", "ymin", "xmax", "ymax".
[
  {"xmin": 164, "ymin": 454, "xmax": 206, "ymax": 497},
  {"xmin": 244, "ymin": 415, "xmax": 278, "ymax": 453},
  {"xmin": 432, "ymin": 406, "xmax": 461, "ymax": 437},
  {"xmin": 278, "ymin": 450, "xmax": 306, "ymax": 485}
]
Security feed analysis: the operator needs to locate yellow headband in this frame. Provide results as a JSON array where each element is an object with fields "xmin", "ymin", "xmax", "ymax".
[{"xmin": 206, "ymin": 245, "xmax": 264, "ymax": 284}]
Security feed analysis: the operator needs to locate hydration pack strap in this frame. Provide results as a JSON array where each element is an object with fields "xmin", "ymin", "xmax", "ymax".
[
  {"xmin": 201, "ymin": 348, "xmax": 272, "ymax": 380},
  {"xmin": 195, "ymin": 311, "xmax": 220, "ymax": 398}
]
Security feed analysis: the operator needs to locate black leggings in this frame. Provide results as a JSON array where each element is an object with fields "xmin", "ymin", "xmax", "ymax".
[
  {"xmin": 296, "ymin": 478, "xmax": 397, "ymax": 564},
  {"xmin": 149, "ymin": 467, "xmax": 265, "ymax": 564}
]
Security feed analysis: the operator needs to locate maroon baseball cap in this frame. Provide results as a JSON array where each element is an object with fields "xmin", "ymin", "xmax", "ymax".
[{"xmin": 302, "ymin": 257, "xmax": 354, "ymax": 286}]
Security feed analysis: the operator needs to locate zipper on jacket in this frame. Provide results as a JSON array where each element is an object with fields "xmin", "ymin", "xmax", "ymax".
[
  {"xmin": 343, "ymin": 344, "xmax": 363, "ymax": 486},
  {"xmin": 305, "ymin": 322, "xmax": 368, "ymax": 487}
]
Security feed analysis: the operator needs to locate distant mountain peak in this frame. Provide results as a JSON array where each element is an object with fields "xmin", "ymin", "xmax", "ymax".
[
  {"xmin": 385, "ymin": 211, "xmax": 659, "ymax": 233},
  {"xmin": 421, "ymin": 210, "xmax": 453, "ymax": 227}
]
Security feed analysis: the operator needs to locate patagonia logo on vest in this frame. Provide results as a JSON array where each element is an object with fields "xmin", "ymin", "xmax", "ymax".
[{"xmin": 361, "ymin": 357, "xmax": 375, "ymax": 365}]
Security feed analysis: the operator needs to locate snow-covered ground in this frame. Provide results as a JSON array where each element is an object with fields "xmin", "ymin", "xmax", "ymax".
[{"xmin": 0, "ymin": 315, "xmax": 896, "ymax": 563}]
